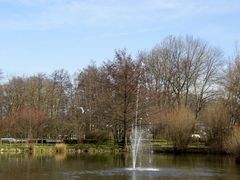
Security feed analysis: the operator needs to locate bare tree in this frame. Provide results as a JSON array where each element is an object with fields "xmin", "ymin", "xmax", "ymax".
[
  {"xmin": 103, "ymin": 50, "xmax": 144, "ymax": 148},
  {"xmin": 144, "ymin": 35, "xmax": 222, "ymax": 119},
  {"xmin": 225, "ymin": 53, "xmax": 240, "ymax": 125},
  {"xmin": 74, "ymin": 63, "xmax": 110, "ymax": 139},
  {"xmin": 7, "ymin": 106, "xmax": 46, "ymax": 139},
  {"xmin": 46, "ymin": 70, "xmax": 72, "ymax": 138}
]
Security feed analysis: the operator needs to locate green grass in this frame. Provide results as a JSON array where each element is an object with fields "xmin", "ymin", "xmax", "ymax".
[
  {"xmin": 0, "ymin": 144, "xmax": 28, "ymax": 149},
  {"xmin": 152, "ymin": 140, "xmax": 208, "ymax": 149},
  {"xmin": 0, "ymin": 143, "xmax": 119, "ymax": 153},
  {"xmin": 68, "ymin": 143, "xmax": 119, "ymax": 149},
  {"xmin": 0, "ymin": 141, "xmax": 208, "ymax": 154},
  {"xmin": 151, "ymin": 140, "xmax": 174, "ymax": 148}
]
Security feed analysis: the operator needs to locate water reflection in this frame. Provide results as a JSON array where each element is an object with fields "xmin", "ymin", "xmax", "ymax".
[
  {"xmin": 0, "ymin": 153, "xmax": 240, "ymax": 180},
  {"xmin": 54, "ymin": 153, "xmax": 66, "ymax": 161},
  {"xmin": 132, "ymin": 170, "xmax": 136, "ymax": 180}
]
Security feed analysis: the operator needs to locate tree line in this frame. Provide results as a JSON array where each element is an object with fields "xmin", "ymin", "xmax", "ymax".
[{"xmin": 0, "ymin": 35, "xmax": 240, "ymax": 151}]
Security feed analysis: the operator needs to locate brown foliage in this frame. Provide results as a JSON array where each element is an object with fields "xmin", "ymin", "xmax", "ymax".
[
  {"xmin": 55, "ymin": 143, "xmax": 67, "ymax": 153},
  {"xmin": 201, "ymin": 103, "xmax": 231, "ymax": 152},
  {"xmin": 226, "ymin": 57, "xmax": 240, "ymax": 125},
  {"xmin": 7, "ymin": 106, "xmax": 46, "ymax": 138},
  {"xmin": 224, "ymin": 126, "xmax": 240, "ymax": 155},
  {"xmin": 165, "ymin": 106, "xmax": 195, "ymax": 151}
]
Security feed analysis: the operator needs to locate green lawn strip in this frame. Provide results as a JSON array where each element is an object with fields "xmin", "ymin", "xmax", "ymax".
[
  {"xmin": 0, "ymin": 144, "xmax": 28, "ymax": 152},
  {"xmin": 0, "ymin": 142, "xmax": 209, "ymax": 153},
  {"xmin": 67, "ymin": 143, "xmax": 118, "ymax": 150},
  {"xmin": 152, "ymin": 141, "xmax": 174, "ymax": 148},
  {"xmin": 152, "ymin": 141, "xmax": 208, "ymax": 149}
]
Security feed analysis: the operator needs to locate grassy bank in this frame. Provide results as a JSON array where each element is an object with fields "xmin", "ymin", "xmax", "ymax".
[
  {"xmin": 0, "ymin": 143, "xmax": 119, "ymax": 154},
  {"xmin": 0, "ymin": 140, "xmax": 225, "ymax": 155},
  {"xmin": 152, "ymin": 140, "xmax": 215, "ymax": 154}
]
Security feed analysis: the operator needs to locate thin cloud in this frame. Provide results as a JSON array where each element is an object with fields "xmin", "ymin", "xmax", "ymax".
[{"xmin": 0, "ymin": 0, "xmax": 240, "ymax": 31}]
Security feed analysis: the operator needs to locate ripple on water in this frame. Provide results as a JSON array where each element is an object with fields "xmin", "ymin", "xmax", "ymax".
[{"xmin": 68, "ymin": 167, "xmax": 223, "ymax": 178}]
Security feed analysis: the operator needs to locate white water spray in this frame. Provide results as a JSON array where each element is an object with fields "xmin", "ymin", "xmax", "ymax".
[
  {"xmin": 130, "ymin": 81, "xmax": 143, "ymax": 169},
  {"xmin": 131, "ymin": 124, "xmax": 143, "ymax": 169}
]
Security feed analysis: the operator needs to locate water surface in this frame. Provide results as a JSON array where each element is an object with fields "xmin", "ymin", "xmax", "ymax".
[{"xmin": 0, "ymin": 153, "xmax": 239, "ymax": 180}]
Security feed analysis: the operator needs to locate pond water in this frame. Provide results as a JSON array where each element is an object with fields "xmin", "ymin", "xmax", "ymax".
[{"xmin": 0, "ymin": 153, "xmax": 240, "ymax": 180}]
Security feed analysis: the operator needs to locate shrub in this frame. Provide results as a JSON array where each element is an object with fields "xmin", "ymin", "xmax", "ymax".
[
  {"xmin": 55, "ymin": 143, "xmax": 67, "ymax": 153},
  {"xmin": 224, "ymin": 127, "xmax": 240, "ymax": 155},
  {"xmin": 166, "ymin": 106, "xmax": 195, "ymax": 152},
  {"xmin": 201, "ymin": 103, "xmax": 231, "ymax": 152}
]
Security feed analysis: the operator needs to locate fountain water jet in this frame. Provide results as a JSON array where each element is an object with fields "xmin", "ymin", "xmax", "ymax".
[
  {"xmin": 131, "ymin": 124, "xmax": 143, "ymax": 169},
  {"xmin": 130, "ymin": 81, "xmax": 143, "ymax": 169}
]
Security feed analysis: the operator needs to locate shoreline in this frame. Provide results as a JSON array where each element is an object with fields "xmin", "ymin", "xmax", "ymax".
[
  {"xmin": 0, "ymin": 144, "xmax": 119, "ymax": 154},
  {"xmin": 0, "ymin": 143, "xmax": 230, "ymax": 155}
]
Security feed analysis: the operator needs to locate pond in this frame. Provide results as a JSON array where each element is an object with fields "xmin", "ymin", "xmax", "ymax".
[{"xmin": 0, "ymin": 153, "xmax": 240, "ymax": 180}]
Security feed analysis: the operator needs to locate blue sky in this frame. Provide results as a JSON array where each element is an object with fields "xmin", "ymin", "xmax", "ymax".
[{"xmin": 0, "ymin": 0, "xmax": 240, "ymax": 78}]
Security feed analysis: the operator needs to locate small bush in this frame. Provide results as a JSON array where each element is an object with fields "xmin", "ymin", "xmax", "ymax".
[
  {"xmin": 165, "ymin": 106, "xmax": 195, "ymax": 152},
  {"xmin": 55, "ymin": 143, "xmax": 67, "ymax": 153},
  {"xmin": 201, "ymin": 103, "xmax": 231, "ymax": 152},
  {"xmin": 224, "ymin": 127, "xmax": 240, "ymax": 155}
]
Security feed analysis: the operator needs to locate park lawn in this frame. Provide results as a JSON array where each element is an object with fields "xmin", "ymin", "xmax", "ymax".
[{"xmin": 152, "ymin": 140, "xmax": 208, "ymax": 149}]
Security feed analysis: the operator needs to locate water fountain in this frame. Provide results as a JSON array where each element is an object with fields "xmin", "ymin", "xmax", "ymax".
[
  {"xmin": 130, "ymin": 81, "xmax": 143, "ymax": 170},
  {"xmin": 68, "ymin": 119, "xmax": 222, "ymax": 179},
  {"xmin": 130, "ymin": 123, "xmax": 143, "ymax": 169},
  {"xmin": 129, "ymin": 124, "xmax": 157, "ymax": 172}
]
